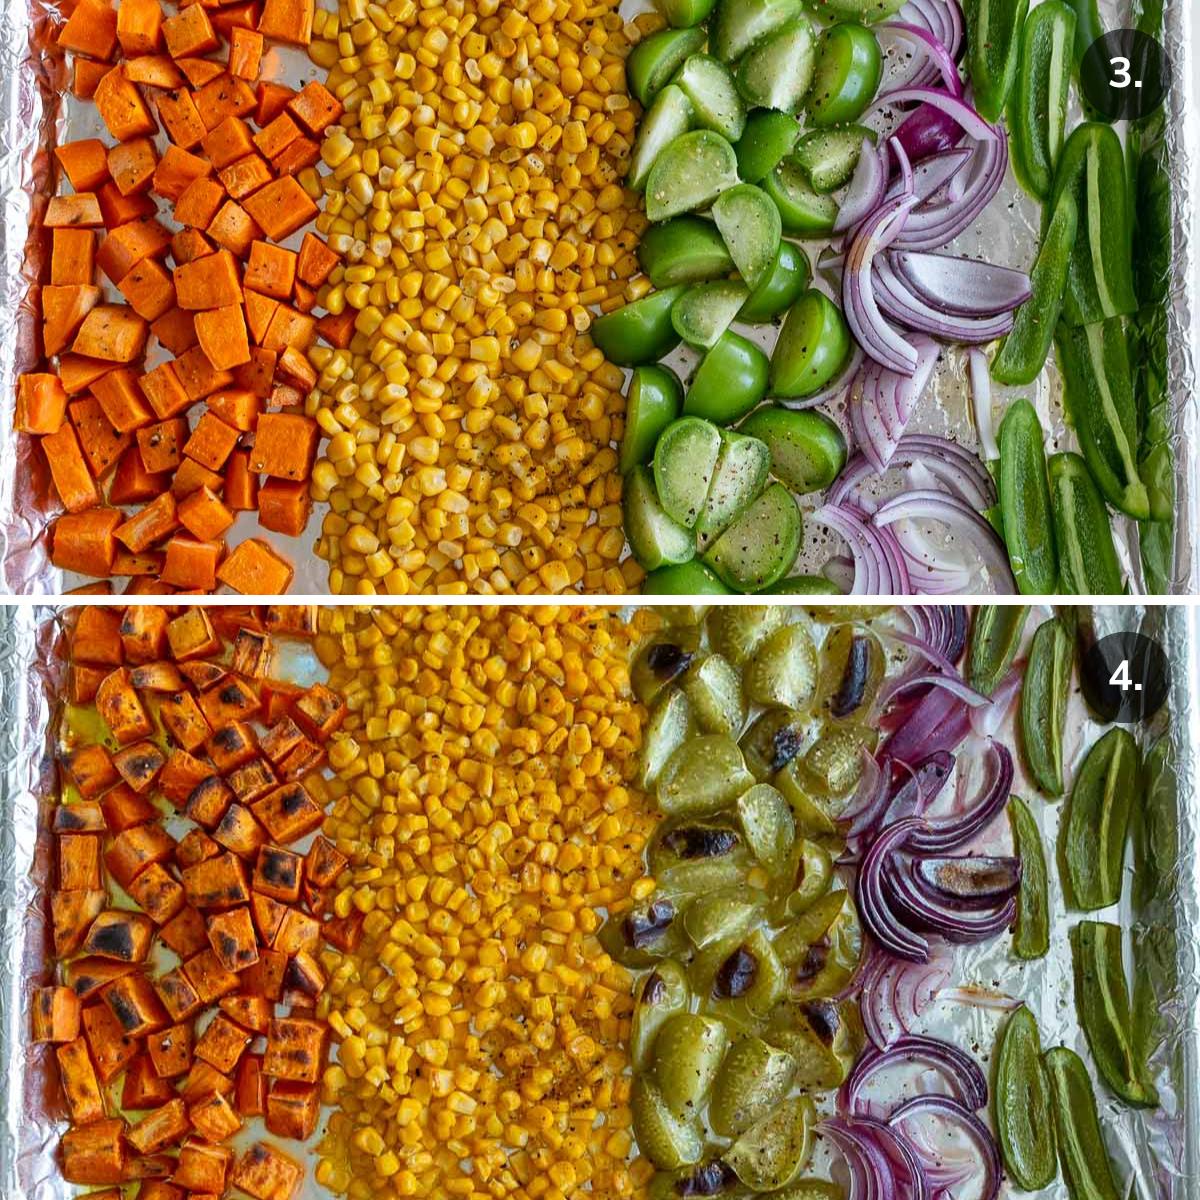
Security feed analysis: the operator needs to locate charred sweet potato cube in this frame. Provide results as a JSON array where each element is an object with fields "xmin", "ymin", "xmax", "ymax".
[
  {"xmin": 53, "ymin": 801, "xmax": 107, "ymax": 835},
  {"xmin": 189, "ymin": 1089, "xmax": 243, "ymax": 1143},
  {"xmin": 322, "ymin": 912, "xmax": 364, "ymax": 954},
  {"xmin": 61, "ymin": 1118, "xmax": 126, "ymax": 1184},
  {"xmin": 271, "ymin": 907, "xmax": 318, "ymax": 956},
  {"xmin": 263, "ymin": 606, "xmax": 316, "ymax": 637},
  {"xmin": 207, "ymin": 721, "xmax": 258, "ymax": 773},
  {"xmin": 52, "ymin": 889, "xmax": 107, "ymax": 957},
  {"xmin": 282, "ymin": 950, "xmax": 324, "ymax": 1002},
  {"xmin": 101, "ymin": 970, "xmax": 167, "ymax": 1036},
  {"xmin": 121, "ymin": 1052, "xmax": 176, "ymax": 1109},
  {"xmin": 166, "ymin": 608, "xmax": 221, "ymax": 660},
  {"xmin": 198, "ymin": 676, "xmax": 261, "ymax": 731},
  {"xmin": 174, "ymin": 1139, "xmax": 233, "ymax": 1194},
  {"xmin": 265, "ymin": 1080, "xmax": 318, "ymax": 1140},
  {"xmin": 73, "ymin": 606, "xmax": 124, "ymax": 664},
  {"xmin": 230, "ymin": 629, "xmax": 272, "ymax": 680},
  {"xmin": 231, "ymin": 1141, "xmax": 303, "ymax": 1200},
  {"xmin": 33, "ymin": 985, "xmax": 82, "ymax": 1043},
  {"xmin": 56, "ymin": 1036, "xmax": 105, "ymax": 1124},
  {"xmin": 251, "ymin": 783, "xmax": 322, "ymax": 844},
  {"xmin": 148, "ymin": 1022, "xmax": 194, "ymax": 1078},
  {"xmin": 107, "ymin": 822, "xmax": 176, "ymax": 888},
  {"xmin": 180, "ymin": 660, "xmax": 226, "ymax": 690},
  {"xmin": 206, "ymin": 906, "xmax": 259, "ymax": 972},
  {"xmin": 95, "ymin": 668, "xmax": 152, "ymax": 744},
  {"xmin": 178, "ymin": 1059, "xmax": 235, "ymax": 1104},
  {"xmin": 139, "ymin": 1184, "xmax": 185, "ymax": 1200},
  {"xmin": 213, "ymin": 804, "xmax": 268, "ymax": 859},
  {"xmin": 160, "ymin": 906, "xmax": 209, "ymax": 960},
  {"xmin": 67, "ymin": 959, "xmax": 134, "ymax": 1006},
  {"xmin": 292, "ymin": 682, "xmax": 345, "ymax": 741},
  {"xmin": 127, "ymin": 861, "xmax": 186, "ymax": 923},
  {"xmin": 250, "ymin": 893, "xmax": 286, "ymax": 945},
  {"xmin": 182, "ymin": 851, "xmax": 248, "ymax": 908},
  {"xmin": 235, "ymin": 1053, "xmax": 267, "ymax": 1117},
  {"xmin": 263, "ymin": 1017, "xmax": 324, "ymax": 1083},
  {"xmin": 257, "ymin": 716, "xmax": 304, "ymax": 766},
  {"xmin": 154, "ymin": 966, "xmax": 203, "ymax": 1022},
  {"xmin": 195, "ymin": 1013, "xmax": 251, "ymax": 1075},
  {"xmin": 242, "ymin": 947, "xmax": 286, "ymax": 1001},
  {"xmin": 159, "ymin": 688, "xmax": 213, "ymax": 752},
  {"xmin": 59, "ymin": 833, "xmax": 103, "ymax": 889},
  {"xmin": 186, "ymin": 775, "xmax": 235, "ymax": 829},
  {"xmin": 68, "ymin": 662, "xmax": 108, "ymax": 705},
  {"xmin": 65, "ymin": 744, "xmax": 119, "ymax": 799},
  {"xmin": 252, "ymin": 846, "xmax": 302, "ymax": 902},
  {"xmin": 177, "ymin": 828, "xmax": 221, "ymax": 868},
  {"xmin": 120, "ymin": 605, "xmax": 170, "ymax": 662},
  {"xmin": 83, "ymin": 910, "xmax": 155, "ymax": 962},
  {"xmin": 99, "ymin": 781, "xmax": 158, "ymax": 833},
  {"xmin": 278, "ymin": 739, "xmax": 324, "ymax": 781},
  {"xmin": 303, "ymin": 838, "xmax": 346, "ymax": 888},
  {"xmin": 130, "ymin": 661, "xmax": 184, "ymax": 691},
  {"xmin": 159, "ymin": 749, "xmax": 213, "ymax": 805},
  {"xmin": 128, "ymin": 1097, "xmax": 190, "ymax": 1155},
  {"xmin": 220, "ymin": 993, "xmax": 271, "ymax": 1034},
  {"xmin": 228, "ymin": 758, "xmax": 277, "ymax": 804},
  {"xmin": 82, "ymin": 1002, "xmax": 139, "ymax": 1082},
  {"xmin": 113, "ymin": 740, "xmax": 166, "ymax": 792},
  {"xmin": 183, "ymin": 948, "xmax": 240, "ymax": 1003}
]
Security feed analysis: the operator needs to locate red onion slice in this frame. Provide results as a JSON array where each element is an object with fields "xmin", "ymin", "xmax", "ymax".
[
  {"xmin": 892, "ymin": 251, "xmax": 1032, "ymax": 315},
  {"xmin": 881, "ymin": 679, "xmax": 973, "ymax": 765},
  {"xmin": 967, "ymin": 345, "xmax": 998, "ymax": 462},
  {"xmin": 836, "ymin": 139, "xmax": 891, "ymax": 233},
  {"xmin": 884, "ymin": 857, "xmax": 1017, "ymax": 941},
  {"xmin": 878, "ymin": 22, "xmax": 964, "ymax": 96},
  {"xmin": 901, "ymin": 0, "xmax": 964, "ymax": 56},
  {"xmin": 873, "ymin": 256, "xmax": 1017, "ymax": 343},
  {"xmin": 854, "ymin": 335, "xmax": 940, "ymax": 470},
  {"xmin": 864, "ymin": 87, "xmax": 997, "ymax": 144},
  {"xmin": 970, "ymin": 664, "xmax": 1021, "ymax": 737},
  {"xmin": 857, "ymin": 817, "xmax": 932, "ymax": 961},
  {"xmin": 840, "ymin": 1033, "xmax": 989, "ymax": 1117},
  {"xmin": 815, "ymin": 504, "xmax": 913, "ymax": 595},
  {"xmin": 889, "ymin": 1096, "xmax": 1002, "ymax": 1200},
  {"xmin": 861, "ymin": 946, "xmax": 954, "ymax": 1047},
  {"xmin": 879, "ymin": 671, "xmax": 990, "ymax": 709},
  {"xmin": 829, "ymin": 435, "xmax": 996, "ymax": 514}
]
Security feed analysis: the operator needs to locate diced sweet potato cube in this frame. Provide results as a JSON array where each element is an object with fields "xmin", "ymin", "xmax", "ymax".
[
  {"xmin": 282, "ymin": 950, "xmax": 324, "ymax": 1002},
  {"xmin": 250, "ymin": 782, "xmax": 322, "ymax": 844},
  {"xmin": 67, "ymin": 957, "xmax": 135, "ymax": 1002},
  {"xmin": 263, "ymin": 1017, "xmax": 324, "ymax": 1083},
  {"xmin": 206, "ymin": 905, "xmax": 260, "ymax": 972},
  {"xmin": 198, "ymin": 676, "xmax": 261, "ymax": 730},
  {"xmin": 112, "ymin": 739, "xmax": 166, "ymax": 791},
  {"xmin": 221, "ymin": 993, "xmax": 272, "ymax": 1034},
  {"xmin": 106, "ymin": 821, "xmax": 176, "ymax": 888},
  {"xmin": 218, "ymin": 152, "xmax": 271, "ymax": 200},
  {"xmin": 117, "ymin": 257, "xmax": 176, "ymax": 321},
  {"xmin": 117, "ymin": 0, "xmax": 163, "ymax": 56},
  {"xmin": 241, "ymin": 176, "xmax": 317, "ymax": 243},
  {"xmin": 136, "ymin": 415, "xmax": 187, "ymax": 473},
  {"xmin": 70, "ymin": 394, "xmax": 130, "ymax": 480},
  {"xmin": 51, "ymin": 227, "xmax": 97, "ymax": 287},
  {"xmin": 202, "ymin": 116, "xmax": 255, "ymax": 169},
  {"xmin": 293, "ymin": 682, "xmax": 346, "ymax": 740},
  {"xmin": 207, "ymin": 199, "xmax": 260, "ymax": 257},
  {"xmin": 167, "ymin": 606, "xmax": 222, "ymax": 658},
  {"xmin": 51, "ymin": 889, "xmax": 106, "ymax": 956},
  {"xmin": 96, "ymin": 666, "xmax": 152, "ymax": 742},
  {"xmin": 83, "ymin": 909, "xmax": 155, "ymax": 962},
  {"xmin": 154, "ymin": 965, "xmax": 203, "ymax": 1021},
  {"xmin": 16, "ymin": 372, "xmax": 68, "ymax": 435},
  {"xmin": 174, "ymin": 1139, "xmax": 232, "ymax": 1193},
  {"xmin": 155, "ymin": 88, "xmax": 207, "ymax": 150},
  {"xmin": 139, "ymin": 1184, "xmax": 185, "ymax": 1200},
  {"xmin": 52, "ymin": 509, "xmax": 120, "ymax": 577},
  {"xmin": 92, "ymin": 367, "xmax": 152, "ymax": 433},
  {"xmin": 195, "ymin": 74, "xmax": 257, "ymax": 131},
  {"xmin": 33, "ymin": 985, "xmax": 82, "ymax": 1043},
  {"xmin": 178, "ymin": 1059, "xmax": 235, "ymax": 1105},
  {"xmin": 251, "ymin": 112, "xmax": 300, "ymax": 161},
  {"xmin": 195, "ymin": 1012, "xmax": 251, "ymax": 1074},
  {"xmin": 97, "ymin": 217, "xmax": 171, "ymax": 284},
  {"xmin": 148, "ymin": 1022, "xmax": 194, "ymax": 1078},
  {"xmin": 151, "ymin": 306, "xmax": 198, "ymax": 356},
  {"xmin": 189, "ymin": 1089, "xmax": 243, "ymax": 1143},
  {"xmin": 228, "ymin": 27, "xmax": 263, "ymax": 80},
  {"xmin": 108, "ymin": 136, "xmax": 157, "ymax": 196},
  {"xmin": 125, "ymin": 53, "xmax": 184, "ymax": 89},
  {"xmin": 207, "ymin": 720, "xmax": 258, "ymax": 772},
  {"xmin": 128, "ymin": 1098, "xmax": 190, "ymax": 1155},
  {"xmin": 72, "ymin": 57, "xmax": 110, "ymax": 100},
  {"xmin": 216, "ymin": 537, "xmax": 293, "ymax": 594},
  {"xmin": 235, "ymin": 1054, "xmax": 267, "ymax": 1117},
  {"xmin": 58, "ymin": 0, "xmax": 119, "ymax": 58},
  {"xmin": 56, "ymin": 1036, "xmax": 106, "ymax": 1124},
  {"xmin": 120, "ymin": 604, "xmax": 168, "ymax": 660},
  {"xmin": 122, "ymin": 1052, "xmax": 175, "ymax": 1108},
  {"xmin": 213, "ymin": 803, "xmax": 268, "ymax": 859},
  {"xmin": 82, "ymin": 1002, "xmax": 139, "ymax": 1081},
  {"xmin": 182, "ymin": 851, "xmax": 249, "ymax": 908},
  {"xmin": 71, "ymin": 304, "xmax": 148, "ymax": 363},
  {"xmin": 266, "ymin": 1080, "xmax": 319, "ymax": 1140},
  {"xmin": 95, "ymin": 67, "xmax": 157, "ymax": 142},
  {"xmin": 244, "ymin": 241, "xmax": 296, "ymax": 300},
  {"xmin": 59, "ymin": 832, "xmax": 103, "ymax": 889},
  {"xmin": 162, "ymin": 2, "xmax": 217, "ymax": 57},
  {"xmin": 184, "ymin": 948, "xmax": 241, "ymax": 1004},
  {"xmin": 62, "ymin": 1118, "xmax": 126, "ymax": 1184},
  {"xmin": 114, "ymin": 492, "xmax": 178, "ymax": 555},
  {"xmin": 288, "ymin": 80, "xmax": 342, "ymax": 135},
  {"xmin": 257, "ymin": 478, "xmax": 310, "ymax": 538},
  {"xmin": 159, "ymin": 749, "xmax": 213, "ymax": 807},
  {"xmin": 185, "ymin": 775, "xmax": 235, "ymax": 829},
  {"xmin": 174, "ymin": 248, "xmax": 242, "ymax": 311},
  {"xmin": 231, "ymin": 1142, "xmax": 303, "ymax": 1200},
  {"xmin": 228, "ymin": 758, "xmax": 277, "ymax": 804},
  {"xmin": 248, "ymin": 412, "xmax": 317, "ymax": 481},
  {"xmin": 177, "ymin": 828, "xmax": 221, "ymax": 869},
  {"xmin": 127, "ymin": 861, "xmax": 186, "ymax": 923},
  {"xmin": 175, "ymin": 176, "xmax": 226, "ymax": 230},
  {"xmin": 99, "ymin": 781, "xmax": 158, "ymax": 832},
  {"xmin": 55, "ymin": 138, "xmax": 110, "ymax": 192},
  {"xmin": 252, "ymin": 846, "xmax": 302, "ymax": 902},
  {"xmin": 178, "ymin": 485, "xmax": 235, "ymax": 542},
  {"xmin": 101, "ymin": 970, "xmax": 167, "ymax": 1036},
  {"xmin": 153, "ymin": 143, "xmax": 210, "ymax": 202},
  {"xmin": 158, "ymin": 688, "xmax": 212, "ymax": 751},
  {"xmin": 64, "ymin": 744, "xmax": 118, "ymax": 800},
  {"xmin": 52, "ymin": 802, "xmax": 106, "ymax": 836},
  {"xmin": 257, "ymin": 717, "xmax": 303, "ymax": 765},
  {"xmin": 305, "ymin": 837, "xmax": 347, "ymax": 889},
  {"xmin": 272, "ymin": 907, "xmax": 318, "ymax": 956},
  {"xmin": 42, "ymin": 423, "xmax": 100, "ymax": 513}
]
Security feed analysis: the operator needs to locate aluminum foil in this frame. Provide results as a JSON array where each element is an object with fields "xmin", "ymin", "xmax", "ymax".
[
  {"xmin": 0, "ymin": 3, "xmax": 1195, "ymax": 594},
  {"xmin": 0, "ymin": 601, "xmax": 1196, "ymax": 1199}
]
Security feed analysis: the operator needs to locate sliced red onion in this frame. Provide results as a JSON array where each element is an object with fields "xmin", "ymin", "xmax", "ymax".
[
  {"xmin": 873, "ymin": 490, "xmax": 1016, "ymax": 593},
  {"xmin": 823, "ymin": 1117, "xmax": 915, "ymax": 1200},
  {"xmin": 901, "ymin": 0, "xmax": 964, "ymax": 57},
  {"xmin": 776, "ymin": 345, "xmax": 864, "ymax": 410},
  {"xmin": 828, "ymin": 437, "xmax": 995, "ymax": 515},
  {"xmin": 879, "ymin": 672, "xmax": 990, "ymax": 709},
  {"xmin": 881, "ymin": 679, "xmax": 973, "ymax": 766},
  {"xmin": 845, "ymin": 194, "xmax": 922, "ymax": 375},
  {"xmin": 912, "ymin": 855, "xmax": 1022, "ymax": 909},
  {"xmin": 836, "ymin": 140, "xmax": 890, "ymax": 234},
  {"xmin": 854, "ymin": 335, "xmax": 940, "ymax": 471},
  {"xmin": 873, "ymin": 256, "xmax": 1017, "ymax": 343},
  {"xmin": 904, "ymin": 603, "xmax": 968, "ymax": 666},
  {"xmin": 892, "ymin": 252, "xmax": 1031, "ymax": 316},
  {"xmin": 860, "ymin": 945, "xmax": 955, "ymax": 1047},
  {"xmin": 889, "ymin": 1096, "xmax": 1002, "ymax": 1200},
  {"xmin": 857, "ymin": 817, "xmax": 932, "ymax": 961},
  {"xmin": 967, "ymin": 345, "xmax": 998, "ymax": 461},
  {"xmin": 888, "ymin": 630, "xmax": 961, "ymax": 677},
  {"xmin": 936, "ymin": 985, "xmax": 1023, "ymax": 1011},
  {"xmin": 883, "ymin": 856, "xmax": 1017, "ymax": 941},
  {"xmin": 865, "ymin": 87, "xmax": 997, "ymax": 145},
  {"xmin": 879, "ymin": 753, "xmax": 955, "ymax": 824},
  {"xmin": 895, "ymin": 525, "xmax": 975, "ymax": 595},
  {"xmin": 893, "ymin": 105, "xmax": 967, "ymax": 164},
  {"xmin": 814, "ymin": 503, "xmax": 912, "ymax": 595},
  {"xmin": 840, "ymin": 1033, "xmax": 989, "ymax": 1116},
  {"xmin": 878, "ymin": 22, "xmax": 963, "ymax": 96},
  {"xmin": 906, "ymin": 739, "xmax": 1013, "ymax": 853},
  {"xmin": 969, "ymin": 664, "xmax": 1021, "ymax": 737}
]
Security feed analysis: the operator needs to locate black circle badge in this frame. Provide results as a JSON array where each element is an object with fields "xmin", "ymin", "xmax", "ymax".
[
  {"xmin": 1079, "ymin": 631, "xmax": 1170, "ymax": 724},
  {"xmin": 1080, "ymin": 29, "xmax": 1171, "ymax": 122}
]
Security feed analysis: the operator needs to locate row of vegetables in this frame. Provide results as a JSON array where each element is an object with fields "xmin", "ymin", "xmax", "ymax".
[
  {"xmin": 608, "ymin": 0, "xmax": 1174, "ymax": 595},
  {"xmin": 608, "ymin": 604, "xmax": 1172, "ymax": 1197}
]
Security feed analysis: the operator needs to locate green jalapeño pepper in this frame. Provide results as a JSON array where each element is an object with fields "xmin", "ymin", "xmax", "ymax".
[
  {"xmin": 992, "ymin": 187, "xmax": 1077, "ymax": 386},
  {"xmin": 1055, "ymin": 316, "xmax": 1149, "ymax": 518},
  {"xmin": 997, "ymin": 399, "xmax": 1058, "ymax": 593},
  {"xmin": 1062, "ymin": 727, "xmax": 1139, "ymax": 910},
  {"xmin": 1008, "ymin": 0, "xmax": 1075, "ymax": 197},
  {"xmin": 684, "ymin": 331, "xmax": 771, "ymax": 423},
  {"xmin": 1050, "ymin": 123, "xmax": 1137, "ymax": 326},
  {"xmin": 1047, "ymin": 452, "xmax": 1124, "ymax": 594},
  {"xmin": 967, "ymin": 604, "xmax": 1028, "ymax": 696},
  {"xmin": 966, "ymin": 0, "xmax": 1030, "ymax": 122},
  {"xmin": 1008, "ymin": 797, "xmax": 1049, "ymax": 958},
  {"xmin": 1044, "ymin": 1047, "xmax": 1123, "ymax": 1200},
  {"xmin": 994, "ymin": 1008, "xmax": 1056, "ymax": 1188},
  {"xmin": 590, "ymin": 286, "xmax": 686, "ymax": 365},
  {"xmin": 1070, "ymin": 921, "xmax": 1159, "ymax": 1107},
  {"xmin": 1019, "ymin": 617, "xmax": 1070, "ymax": 797}
]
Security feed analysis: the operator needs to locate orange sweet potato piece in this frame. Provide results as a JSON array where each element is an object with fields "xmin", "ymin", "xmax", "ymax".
[
  {"xmin": 231, "ymin": 1142, "xmax": 302, "ymax": 1200},
  {"xmin": 43, "ymin": 283, "xmax": 103, "ymax": 356},
  {"xmin": 189, "ymin": 1090, "xmax": 243, "ymax": 1143},
  {"xmin": 316, "ymin": 308, "xmax": 355, "ymax": 349},
  {"xmin": 51, "ymin": 227, "xmax": 97, "ymax": 286},
  {"xmin": 139, "ymin": 360, "xmax": 192, "ymax": 420},
  {"xmin": 216, "ymin": 537, "xmax": 292, "ymax": 594},
  {"xmin": 161, "ymin": 535, "xmax": 222, "ymax": 590},
  {"xmin": 127, "ymin": 1097, "xmax": 190, "ymax": 1155},
  {"xmin": 258, "ymin": 0, "xmax": 313, "ymax": 43},
  {"xmin": 125, "ymin": 54, "xmax": 184, "ymax": 89},
  {"xmin": 91, "ymin": 367, "xmax": 152, "ymax": 432},
  {"xmin": 152, "ymin": 144, "xmax": 210, "ymax": 202},
  {"xmin": 72, "ymin": 58, "xmax": 110, "ymax": 100},
  {"xmin": 112, "ymin": 739, "xmax": 166, "ymax": 791},
  {"xmin": 288, "ymin": 80, "xmax": 342, "ymax": 135},
  {"xmin": 95, "ymin": 666, "xmax": 153, "ymax": 742},
  {"xmin": 174, "ymin": 344, "xmax": 235, "ymax": 402},
  {"xmin": 174, "ymin": 176, "xmax": 227, "ymax": 230},
  {"xmin": 243, "ymin": 290, "xmax": 278, "ymax": 345},
  {"xmin": 154, "ymin": 88, "xmax": 207, "ymax": 150},
  {"xmin": 45, "ymin": 194, "xmax": 105, "ymax": 230},
  {"xmin": 71, "ymin": 305, "xmax": 147, "ymax": 362},
  {"xmin": 16, "ymin": 372, "xmax": 67, "ymax": 434},
  {"xmin": 184, "ymin": 411, "xmax": 241, "ymax": 469},
  {"xmin": 224, "ymin": 450, "xmax": 258, "ymax": 511},
  {"xmin": 229, "ymin": 27, "xmax": 263, "ymax": 80},
  {"xmin": 101, "ymin": 970, "xmax": 168, "ymax": 1036},
  {"xmin": 252, "ymin": 112, "xmax": 300, "ymax": 161},
  {"xmin": 61, "ymin": 1118, "xmax": 127, "ymax": 1185},
  {"xmin": 234, "ymin": 346, "xmax": 277, "ymax": 398},
  {"xmin": 207, "ymin": 389, "xmax": 259, "ymax": 432},
  {"xmin": 202, "ymin": 116, "xmax": 255, "ymax": 169},
  {"xmin": 260, "ymin": 304, "xmax": 314, "ymax": 354},
  {"xmin": 179, "ymin": 485, "xmax": 235, "ymax": 541},
  {"xmin": 72, "ymin": 604, "xmax": 123, "ymax": 661},
  {"xmin": 82, "ymin": 908, "xmax": 155, "ymax": 962},
  {"xmin": 117, "ymin": 257, "xmax": 176, "ymax": 322},
  {"xmin": 195, "ymin": 305, "xmax": 251, "ymax": 371},
  {"xmin": 195, "ymin": 74, "xmax": 257, "ymax": 131},
  {"xmin": 115, "ymin": 491, "xmax": 179, "ymax": 553},
  {"xmin": 170, "ymin": 227, "xmax": 213, "ymax": 265},
  {"xmin": 42, "ymin": 423, "xmax": 100, "ymax": 512},
  {"xmin": 217, "ymin": 153, "xmax": 272, "ymax": 201},
  {"xmin": 174, "ymin": 1139, "xmax": 232, "ymax": 1193},
  {"xmin": 106, "ymin": 821, "xmax": 176, "ymax": 888},
  {"xmin": 172, "ymin": 457, "xmax": 223, "ymax": 497},
  {"xmin": 99, "ymin": 779, "xmax": 158, "ymax": 829},
  {"xmin": 59, "ymin": 0, "xmax": 119, "ymax": 59},
  {"xmin": 163, "ymin": 4, "xmax": 219, "ymax": 57},
  {"xmin": 247, "ymin": 412, "xmax": 316, "ymax": 481},
  {"xmin": 276, "ymin": 345, "xmax": 316, "ymax": 391},
  {"xmin": 52, "ymin": 509, "xmax": 119, "ymax": 576},
  {"xmin": 71, "ymin": 395, "xmax": 130, "ymax": 478},
  {"xmin": 117, "ymin": 0, "xmax": 163, "ymax": 55},
  {"xmin": 33, "ymin": 986, "xmax": 83, "ymax": 1043},
  {"xmin": 56, "ymin": 1036, "xmax": 106, "ymax": 1124},
  {"xmin": 256, "ymin": 478, "xmax": 309, "ymax": 537},
  {"xmin": 121, "ymin": 1053, "xmax": 175, "ymax": 1108},
  {"xmin": 127, "ymin": 861, "xmax": 186, "ymax": 922},
  {"xmin": 55, "ymin": 138, "xmax": 111, "ymax": 192},
  {"xmin": 174, "ymin": 248, "xmax": 242, "ymax": 310},
  {"xmin": 137, "ymin": 416, "xmax": 188, "ymax": 473},
  {"xmin": 244, "ymin": 242, "xmax": 296, "ymax": 300},
  {"xmin": 97, "ymin": 181, "xmax": 156, "ymax": 229},
  {"xmin": 51, "ymin": 889, "xmax": 106, "ymax": 957},
  {"xmin": 107, "ymin": 137, "xmax": 157, "ymax": 196},
  {"xmin": 113, "ymin": 549, "xmax": 164, "ymax": 576},
  {"xmin": 97, "ymin": 217, "xmax": 172, "ymax": 284},
  {"xmin": 295, "ymin": 232, "xmax": 337, "ymax": 288},
  {"xmin": 207, "ymin": 200, "xmax": 261, "ymax": 257},
  {"xmin": 95, "ymin": 67, "xmax": 157, "ymax": 142},
  {"xmin": 241, "ymin": 176, "xmax": 316, "ymax": 242},
  {"xmin": 213, "ymin": 0, "xmax": 260, "ymax": 37},
  {"xmin": 148, "ymin": 1022, "xmax": 194, "ymax": 1078}
]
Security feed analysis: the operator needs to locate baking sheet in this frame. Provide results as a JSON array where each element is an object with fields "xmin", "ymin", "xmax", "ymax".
[
  {"xmin": 0, "ymin": 1, "xmax": 1196, "ymax": 594},
  {"xmin": 0, "ymin": 601, "xmax": 1196, "ymax": 1199}
]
